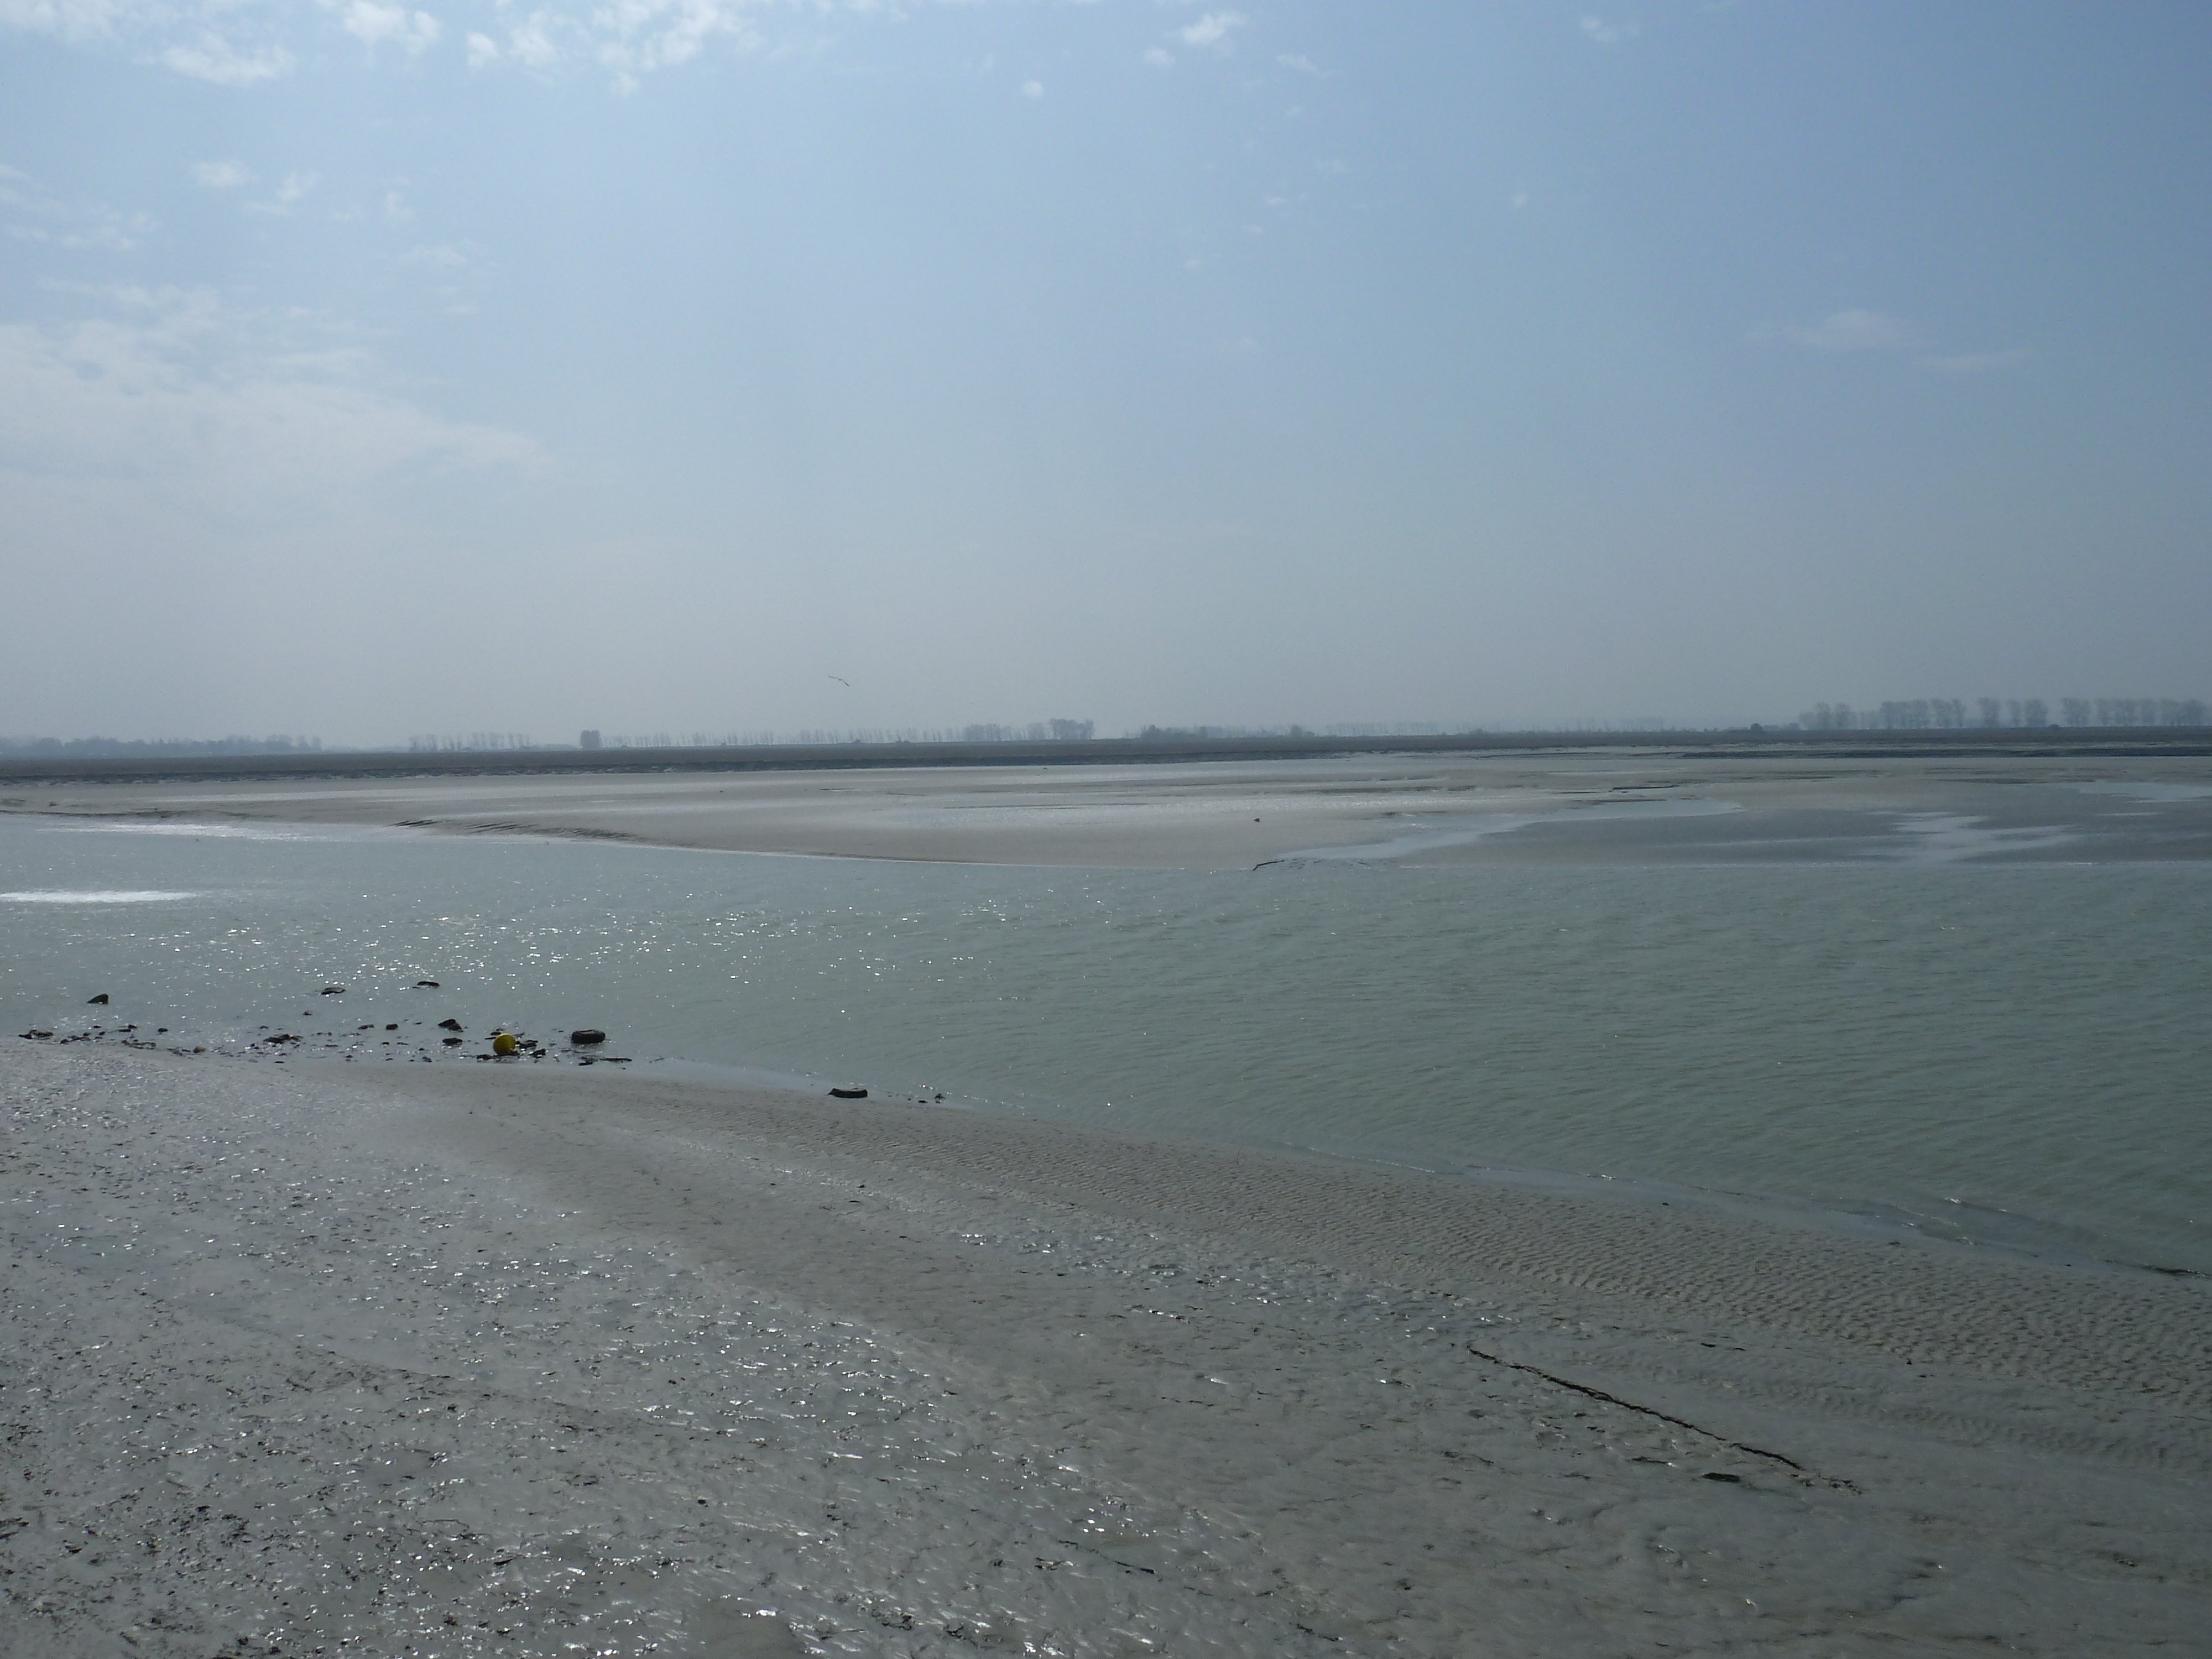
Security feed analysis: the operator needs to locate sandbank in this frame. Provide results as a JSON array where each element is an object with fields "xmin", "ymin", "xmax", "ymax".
[
  {"xmin": 7, "ymin": 749, "xmax": 2212, "ymax": 867},
  {"xmin": 4, "ymin": 1044, "xmax": 2207, "ymax": 1655}
]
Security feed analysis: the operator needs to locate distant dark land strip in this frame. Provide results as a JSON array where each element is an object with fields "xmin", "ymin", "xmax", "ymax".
[{"xmin": 3, "ymin": 727, "xmax": 2210, "ymax": 785}]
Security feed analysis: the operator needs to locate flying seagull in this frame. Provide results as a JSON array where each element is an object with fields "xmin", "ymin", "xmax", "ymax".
[{"xmin": 827, "ymin": 674, "xmax": 852, "ymax": 687}]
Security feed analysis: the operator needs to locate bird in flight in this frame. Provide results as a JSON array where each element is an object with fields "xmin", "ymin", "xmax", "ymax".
[{"xmin": 827, "ymin": 674, "xmax": 852, "ymax": 687}]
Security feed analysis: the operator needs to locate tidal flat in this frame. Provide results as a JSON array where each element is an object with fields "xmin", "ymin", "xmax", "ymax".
[
  {"xmin": 3, "ymin": 749, "xmax": 2210, "ymax": 1653},
  {"xmin": 9, "ymin": 745, "xmax": 2212, "ymax": 867},
  {"xmin": 5, "ymin": 1043, "xmax": 2209, "ymax": 1657}
]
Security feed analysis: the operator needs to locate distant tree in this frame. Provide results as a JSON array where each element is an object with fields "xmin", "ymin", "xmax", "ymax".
[{"xmin": 2060, "ymin": 698, "xmax": 2094, "ymax": 727}]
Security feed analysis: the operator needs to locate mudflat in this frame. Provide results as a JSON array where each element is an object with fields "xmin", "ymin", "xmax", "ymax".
[
  {"xmin": 7, "ymin": 748, "xmax": 2212, "ymax": 866},
  {"xmin": 4, "ymin": 1044, "xmax": 2207, "ymax": 1656}
]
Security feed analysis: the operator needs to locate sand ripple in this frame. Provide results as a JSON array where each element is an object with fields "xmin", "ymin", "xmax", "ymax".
[{"xmin": 3, "ymin": 1047, "xmax": 2207, "ymax": 1656}]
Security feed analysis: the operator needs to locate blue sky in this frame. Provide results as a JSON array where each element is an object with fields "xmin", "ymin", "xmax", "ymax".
[{"xmin": 3, "ymin": 2, "xmax": 2208, "ymax": 742}]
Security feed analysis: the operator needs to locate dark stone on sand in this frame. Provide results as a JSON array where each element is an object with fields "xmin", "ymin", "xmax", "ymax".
[
  {"xmin": 570, "ymin": 1028, "xmax": 607, "ymax": 1046},
  {"xmin": 437, "ymin": 1018, "xmax": 463, "ymax": 1032},
  {"xmin": 321, "ymin": 985, "xmax": 346, "ymax": 995},
  {"xmin": 415, "ymin": 979, "xmax": 440, "ymax": 988},
  {"xmin": 87, "ymin": 994, "xmax": 109, "ymax": 1005},
  {"xmin": 1702, "ymin": 1472, "xmax": 1743, "ymax": 1483},
  {"xmin": 829, "ymin": 1086, "xmax": 869, "ymax": 1099},
  {"xmin": 442, "ymin": 1036, "xmax": 463, "ymax": 1046}
]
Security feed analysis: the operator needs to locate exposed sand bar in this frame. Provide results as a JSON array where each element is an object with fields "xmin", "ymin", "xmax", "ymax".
[
  {"xmin": 9, "ymin": 749, "xmax": 2212, "ymax": 865},
  {"xmin": 5, "ymin": 1046, "xmax": 2207, "ymax": 1655}
]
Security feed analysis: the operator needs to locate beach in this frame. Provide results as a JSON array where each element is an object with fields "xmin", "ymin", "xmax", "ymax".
[{"xmin": 5, "ymin": 1041, "xmax": 2208, "ymax": 1656}]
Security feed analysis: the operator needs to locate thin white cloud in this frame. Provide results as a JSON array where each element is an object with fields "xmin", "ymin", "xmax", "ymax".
[
  {"xmin": 1180, "ymin": 11, "xmax": 1244, "ymax": 50},
  {"xmin": 594, "ymin": 0, "xmax": 756, "ymax": 91},
  {"xmin": 1767, "ymin": 309, "xmax": 1916, "ymax": 353},
  {"xmin": 6, "ymin": 0, "xmax": 1000, "ymax": 90},
  {"xmin": 0, "ymin": 292, "xmax": 540, "ymax": 519},
  {"xmin": 2, "ymin": 0, "xmax": 296, "ymax": 79},
  {"xmin": 340, "ymin": 2, "xmax": 441, "ymax": 55},
  {"xmin": 1579, "ymin": 16, "xmax": 1639, "ymax": 46},
  {"xmin": 1021, "ymin": 78, "xmax": 1043, "ymax": 99},
  {"xmin": 1922, "ymin": 347, "xmax": 2030, "ymax": 373},
  {"xmin": 0, "ymin": 164, "xmax": 153, "ymax": 250},
  {"xmin": 0, "ymin": 0, "xmax": 133, "ymax": 43},
  {"xmin": 245, "ymin": 171, "xmax": 320, "ymax": 217},
  {"xmin": 510, "ymin": 19, "xmax": 556, "ymax": 64},
  {"xmin": 191, "ymin": 160, "xmax": 252, "ymax": 190},
  {"xmin": 1144, "ymin": 45, "xmax": 1173, "ymax": 68},
  {"xmin": 1276, "ymin": 53, "xmax": 1322, "ymax": 76},
  {"xmin": 160, "ymin": 34, "xmax": 296, "ymax": 85}
]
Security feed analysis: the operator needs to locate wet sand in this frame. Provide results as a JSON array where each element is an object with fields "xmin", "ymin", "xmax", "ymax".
[
  {"xmin": 4, "ymin": 1045, "xmax": 2208, "ymax": 1656},
  {"xmin": 7, "ymin": 749, "xmax": 2212, "ymax": 866}
]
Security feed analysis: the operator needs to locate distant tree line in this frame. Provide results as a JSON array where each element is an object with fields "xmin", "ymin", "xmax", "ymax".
[
  {"xmin": 1797, "ymin": 697, "xmax": 2209, "ymax": 731},
  {"xmin": 563, "ymin": 720, "xmax": 1099, "ymax": 749},
  {"xmin": 1131, "ymin": 721, "xmax": 1467, "ymax": 740},
  {"xmin": 406, "ymin": 733, "xmax": 536, "ymax": 752},
  {"xmin": 0, "ymin": 734, "xmax": 323, "ymax": 757}
]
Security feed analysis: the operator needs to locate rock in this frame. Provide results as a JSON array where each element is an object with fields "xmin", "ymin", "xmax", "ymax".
[
  {"xmin": 441, "ymin": 1036, "xmax": 463, "ymax": 1046},
  {"xmin": 437, "ymin": 1018, "xmax": 463, "ymax": 1032},
  {"xmin": 570, "ymin": 1029, "xmax": 607, "ymax": 1045},
  {"xmin": 87, "ymin": 993, "xmax": 109, "ymax": 1005},
  {"xmin": 828, "ymin": 1086, "xmax": 869, "ymax": 1099},
  {"xmin": 321, "ymin": 985, "xmax": 346, "ymax": 995},
  {"xmin": 415, "ymin": 979, "xmax": 440, "ymax": 988}
]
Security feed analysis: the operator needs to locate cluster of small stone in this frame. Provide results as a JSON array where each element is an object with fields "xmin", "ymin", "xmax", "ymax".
[{"xmin": 15, "ymin": 983, "xmax": 628, "ymax": 1067}]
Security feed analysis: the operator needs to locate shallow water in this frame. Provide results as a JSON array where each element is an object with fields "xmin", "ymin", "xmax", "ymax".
[{"xmin": 2, "ymin": 813, "xmax": 2206, "ymax": 1272}]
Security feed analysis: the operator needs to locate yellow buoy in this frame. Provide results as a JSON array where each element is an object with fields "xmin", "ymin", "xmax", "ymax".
[{"xmin": 492, "ymin": 1030, "xmax": 519, "ymax": 1055}]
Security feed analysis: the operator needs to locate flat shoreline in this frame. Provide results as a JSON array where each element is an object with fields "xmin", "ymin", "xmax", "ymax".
[
  {"xmin": 8, "ymin": 747, "xmax": 2212, "ymax": 866},
  {"xmin": 6, "ymin": 1046, "xmax": 2208, "ymax": 1656}
]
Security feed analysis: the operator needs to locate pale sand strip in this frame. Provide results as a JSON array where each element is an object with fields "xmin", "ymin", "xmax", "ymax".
[
  {"xmin": 4, "ymin": 1046, "xmax": 2208, "ymax": 1657},
  {"xmin": 11, "ymin": 750, "xmax": 2212, "ymax": 865}
]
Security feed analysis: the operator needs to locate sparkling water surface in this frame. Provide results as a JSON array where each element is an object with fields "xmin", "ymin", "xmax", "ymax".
[{"xmin": 3, "ymin": 813, "xmax": 2206, "ymax": 1273}]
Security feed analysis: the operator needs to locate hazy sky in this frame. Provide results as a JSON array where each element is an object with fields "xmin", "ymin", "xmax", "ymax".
[{"xmin": 4, "ymin": 2, "xmax": 2208, "ymax": 743}]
